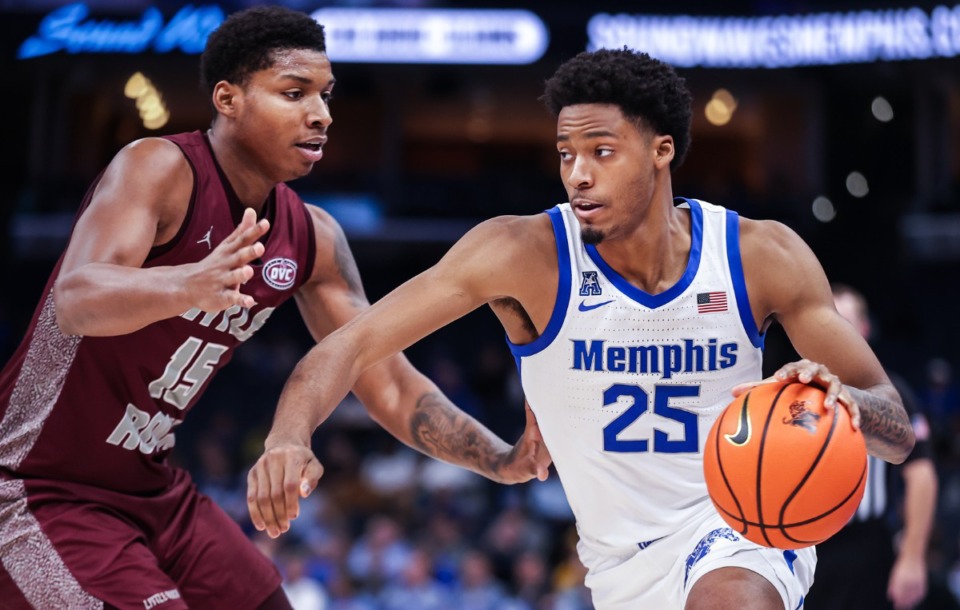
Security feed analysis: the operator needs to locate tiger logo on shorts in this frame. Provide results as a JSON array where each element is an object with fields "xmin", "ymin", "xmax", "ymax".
[{"xmin": 684, "ymin": 528, "xmax": 741, "ymax": 585}]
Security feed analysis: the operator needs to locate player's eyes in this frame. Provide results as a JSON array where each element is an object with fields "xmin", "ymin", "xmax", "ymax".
[{"xmin": 284, "ymin": 90, "xmax": 303, "ymax": 100}]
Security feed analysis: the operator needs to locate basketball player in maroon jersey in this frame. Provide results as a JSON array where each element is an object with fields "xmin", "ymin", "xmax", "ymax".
[{"xmin": 0, "ymin": 7, "xmax": 549, "ymax": 610}]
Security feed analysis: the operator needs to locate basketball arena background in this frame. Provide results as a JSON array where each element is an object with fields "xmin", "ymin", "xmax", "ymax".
[{"xmin": 2, "ymin": 1, "xmax": 960, "ymax": 608}]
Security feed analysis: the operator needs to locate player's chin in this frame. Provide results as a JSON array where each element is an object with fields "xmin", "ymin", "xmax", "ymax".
[
  {"xmin": 285, "ymin": 162, "xmax": 316, "ymax": 181},
  {"xmin": 581, "ymin": 225, "xmax": 605, "ymax": 245}
]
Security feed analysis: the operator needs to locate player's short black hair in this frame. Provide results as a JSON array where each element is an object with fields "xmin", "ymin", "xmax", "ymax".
[
  {"xmin": 200, "ymin": 6, "xmax": 326, "ymax": 94},
  {"xmin": 541, "ymin": 48, "xmax": 693, "ymax": 170}
]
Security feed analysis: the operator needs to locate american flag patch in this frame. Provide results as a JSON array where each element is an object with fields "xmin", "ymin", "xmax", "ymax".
[{"xmin": 697, "ymin": 292, "xmax": 728, "ymax": 313}]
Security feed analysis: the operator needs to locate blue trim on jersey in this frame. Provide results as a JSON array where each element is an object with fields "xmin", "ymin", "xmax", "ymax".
[
  {"xmin": 507, "ymin": 207, "xmax": 571, "ymax": 359},
  {"xmin": 584, "ymin": 197, "xmax": 703, "ymax": 309},
  {"xmin": 725, "ymin": 210, "xmax": 764, "ymax": 349},
  {"xmin": 783, "ymin": 549, "xmax": 797, "ymax": 574},
  {"xmin": 512, "ymin": 353, "xmax": 522, "ymax": 376}
]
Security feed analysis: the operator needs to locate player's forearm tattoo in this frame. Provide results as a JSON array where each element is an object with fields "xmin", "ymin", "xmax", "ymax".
[
  {"xmin": 849, "ymin": 385, "xmax": 914, "ymax": 459},
  {"xmin": 331, "ymin": 226, "xmax": 368, "ymax": 307},
  {"xmin": 409, "ymin": 391, "xmax": 510, "ymax": 480}
]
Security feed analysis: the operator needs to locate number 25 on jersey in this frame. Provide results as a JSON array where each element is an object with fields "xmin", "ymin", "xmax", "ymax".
[{"xmin": 603, "ymin": 383, "xmax": 699, "ymax": 453}]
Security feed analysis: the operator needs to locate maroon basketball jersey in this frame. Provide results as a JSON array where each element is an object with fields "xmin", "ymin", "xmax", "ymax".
[{"xmin": 0, "ymin": 131, "xmax": 316, "ymax": 494}]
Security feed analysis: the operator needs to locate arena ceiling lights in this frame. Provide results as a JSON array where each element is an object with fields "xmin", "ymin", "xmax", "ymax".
[
  {"xmin": 310, "ymin": 8, "xmax": 549, "ymax": 65},
  {"xmin": 588, "ymin": 5, "xmax": 960, "ymax": 68}
]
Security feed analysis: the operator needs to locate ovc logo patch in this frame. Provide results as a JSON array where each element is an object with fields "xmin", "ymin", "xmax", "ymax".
[{"xmin": 263, "ymin": 258, "xmax": 298, "ymax": 290}]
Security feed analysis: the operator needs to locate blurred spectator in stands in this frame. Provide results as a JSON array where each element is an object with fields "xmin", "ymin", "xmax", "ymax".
[
  {"xmin": 550, "ymin": 533, "xmax": 593, "ymax": 610},
  {"xmin": 346, "ymin": 514, "xmax": 413, "ymax": 590},
  {"xmin": 419, "ymin": 457, "xmax": 488, "ymax": 521},
  {"xmin": 470, "ymin": 342, "xmax": 520, "ymax": 438},
  {"xmin": 511, "ymin": 550, "xmax": 551, "ymax": 609},
  {"xmin": 281, "ymin": 546, "xmax": 329, "ymax": 610},
  {"xmin": 452, "ymin": 549, "xmax": 520, "ymax": 610},
  {"xmin": 193, "ymin": 438, "xmax": 247, "ymax": 524},
  {"xmin": 378, "ymin": 547, "xmax": 449, "ymax": 610},
  {"xmin": 421, "ymin": 511, "xmax": 472, "ymax": 585},
  {"xmin": 430, "ymin": 353, "xmax": 484, "ymax": 420},
  {"xmin": 325, "ymin": 569, "xmax": 378, "ymax": 610},
  {"xmin": 922, "ymin": 358, "xmax": 960, "ymax": 458},
  {"xmin": 482, "ymin": 505, "xmax": 548, "ymax": 585},
  {"xmin": 359, "ymin": 434, "xmax": 419, "ymax": 516}
]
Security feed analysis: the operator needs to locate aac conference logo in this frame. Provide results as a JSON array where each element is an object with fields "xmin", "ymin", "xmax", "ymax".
[{"xmin": 262, "ymin": 258, "xmax": 298, "ymax": 291}]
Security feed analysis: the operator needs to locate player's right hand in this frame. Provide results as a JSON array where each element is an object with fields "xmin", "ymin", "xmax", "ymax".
[
  {"xmin": 187, "ymin": 207, "xmax": 269, "ymax": 312},
  {"xmin": 497, "ymin": 402, "xmax": 552, "ymax": 484},
  {"xmin": 247, "ymin": 441, "xmax": 324, "ymax": 539}
]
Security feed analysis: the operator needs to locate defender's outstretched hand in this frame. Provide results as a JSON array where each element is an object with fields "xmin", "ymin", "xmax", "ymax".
[
  {"xmin": 731, "ymin": 359, "xmax": 861, "ymax": 429},
  {"xmin": 497, "ymin": 402, "xmax": 552, "ymax": 484},
  {"xmin": 188, "ymin": 207, "xmax": 270, "ymax": 312},
  {"xmin": 247, "ymin": 441, "xmax": 324, "ymax": 539}
]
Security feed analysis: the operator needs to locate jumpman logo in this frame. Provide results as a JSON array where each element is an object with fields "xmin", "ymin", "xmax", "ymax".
[{"xmin": 197, "ymin": 226, "xmax": 213, "ymax": 250}]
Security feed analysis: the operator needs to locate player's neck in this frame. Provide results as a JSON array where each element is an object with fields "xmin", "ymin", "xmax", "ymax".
[
  {"xmin": 206, "ymin": 128, "xmax": 274, "ymax": 215},
  {"xmin": 594, "ymin": 194, "xmax": 692, "ymax": 295}
]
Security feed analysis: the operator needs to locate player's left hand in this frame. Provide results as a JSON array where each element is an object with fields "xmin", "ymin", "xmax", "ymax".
[
  {"xmin": 496, "ymin": 402, "xmax": 552, "ymax": 484},
  {"xmin": 247, "ymin": 441, "xmax": 324, "ymax": 539},
  {"xmin": 731, "ymin": 359, "xmax": 861, "ymax": 429},
  {"xmin": 888, "ymin": 555, "xmax": 927, "ymax": 610}
]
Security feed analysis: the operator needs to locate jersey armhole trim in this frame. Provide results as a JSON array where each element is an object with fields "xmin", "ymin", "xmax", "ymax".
[
  {"xmin": 147, "ymin": 137, "xmax": 198, "ymax": 262},
  {"xmin": 725, "ymin": 210, "xmax": 764, "ymax": 349},
  {"xmin": 299, "ymin": 201, "xmax": 317, "ymax": 288},
  {"xmin": 506, "ymin": 206, "xmax": 571, "ymax": 360}
]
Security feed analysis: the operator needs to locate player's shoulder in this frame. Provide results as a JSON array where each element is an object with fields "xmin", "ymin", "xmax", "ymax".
[
  {"xmin": 116, "ymin": 136, "xmax": 186, "ymax": 165},
  {"xmin": 737, "ymin": 215, "xmax": 812, "ymax": 267},
  {"xmin": 107, "ymin": 136, "xmax": 191, "ymax": 184},
  {"xmin": 435, "ymin": 213, "xmax": 556, "ymax": 275},
  {"xmin": 737, "ymin": 215, "xmax": 829, "ymax": 317},
  {"xmin": 301, "ymin": 203, "xmax": 340, "ymax": 242},
  {"xmin": 93, "ymin": 137, "xmax": 192, "ymax": 212},
  {"xmin": 463, "ymin": 212, "xmax": 555, "ymax": 252},
  {"xmin": 299, "ymin": 203, "xmax": 339, "ymax": 249}
]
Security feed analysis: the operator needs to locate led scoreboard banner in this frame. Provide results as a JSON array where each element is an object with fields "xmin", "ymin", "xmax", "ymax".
[
  {"xmin": 16, "ymin": 3, "xmax": 550, "ymax": 66},
  {"xmin": 18, "ymin": 2, "xmax": 960, "ymax": 68},
  {"xmin": 588, "ymin": 5, "xmax": 960, "ymax": 68}
]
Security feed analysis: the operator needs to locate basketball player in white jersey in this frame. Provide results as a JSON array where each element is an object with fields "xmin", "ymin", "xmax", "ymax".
[{"xmin": 249, "ymin": 49, "xmax": 915, "ymax": 609}]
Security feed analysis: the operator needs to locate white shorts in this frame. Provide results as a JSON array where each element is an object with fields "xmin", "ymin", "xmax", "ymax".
[{"xmin": 579, "ymin": 507, "xmax": 816, "ymax": 610}]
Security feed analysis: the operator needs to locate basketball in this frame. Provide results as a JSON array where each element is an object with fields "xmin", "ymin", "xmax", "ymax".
[{"xmin": 703, "ymin": 381, "xmax": 867, "ymax": 550}]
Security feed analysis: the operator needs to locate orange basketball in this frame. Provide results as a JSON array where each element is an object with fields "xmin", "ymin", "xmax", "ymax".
[{"xmin": 703, "ymin": 381, "xmax": 867, "ymax": 550}]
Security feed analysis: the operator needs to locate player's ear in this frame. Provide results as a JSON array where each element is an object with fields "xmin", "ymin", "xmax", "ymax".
[
  {"xmin": 212, "ymin": 81, "xmax": 241, "ymax": 118},
  {"xmin": 653, "ymin": 135, "xmax": 674, "ymax": 169}
]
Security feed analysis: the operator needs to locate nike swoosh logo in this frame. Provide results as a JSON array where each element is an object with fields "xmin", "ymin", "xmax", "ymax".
[
  {"xmin": 578, "ymin": 299, "xmax": 615, "ymax": 312},
  {"xmin": 724, "ymin": 396, "xmax": 751, "ymax": 446}
]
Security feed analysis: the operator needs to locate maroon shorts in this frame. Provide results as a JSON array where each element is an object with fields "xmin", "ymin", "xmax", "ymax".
[{"xmin": 0, "ymin": 469, "xmax": 281, "ymax": 610}]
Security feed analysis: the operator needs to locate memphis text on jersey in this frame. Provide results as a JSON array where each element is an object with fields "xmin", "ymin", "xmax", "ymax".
[{"xmin": 572, "ymin": 338, "xmax": 738, "ymax": 379}]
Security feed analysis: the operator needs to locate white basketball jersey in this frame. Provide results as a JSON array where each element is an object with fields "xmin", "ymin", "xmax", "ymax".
[{"xmin": 509, "ymin": 198, "xmax": 764, "ymax": 559}]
